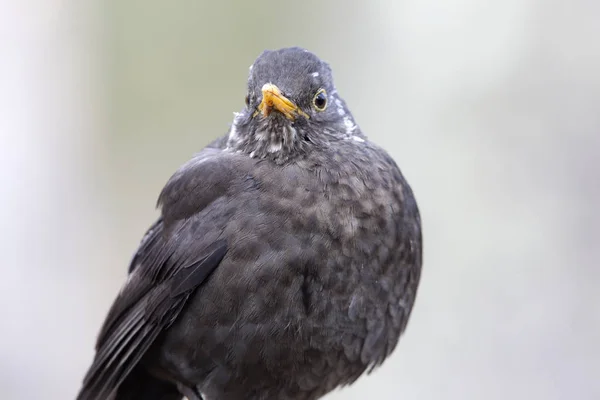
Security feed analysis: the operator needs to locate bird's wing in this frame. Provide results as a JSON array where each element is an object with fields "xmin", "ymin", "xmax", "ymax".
[
  {"xmin": 78, "ymin": 148, "xmax": 253, "ymax": 400},
  {"xmin": 78, "ymin": 221, "xmax": 227, "ymax": 400}
]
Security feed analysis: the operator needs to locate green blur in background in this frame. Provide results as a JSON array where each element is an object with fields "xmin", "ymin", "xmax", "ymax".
[{"xmin": 1, "ymin": 0, "xmax": 599, "ymax": 399}]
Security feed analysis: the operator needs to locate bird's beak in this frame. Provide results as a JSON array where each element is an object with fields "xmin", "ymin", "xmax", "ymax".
[{"xmin": 257, "ymin": 83, "xmax": 309, "ymax": 120}]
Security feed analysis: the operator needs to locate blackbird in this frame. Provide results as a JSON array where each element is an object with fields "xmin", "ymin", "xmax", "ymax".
[{"xmin": 77, "ymin": 47, "xmax": 422, "ymax": 400}]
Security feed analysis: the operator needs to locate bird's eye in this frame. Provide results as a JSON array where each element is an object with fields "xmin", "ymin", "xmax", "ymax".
[
  {"xmin": 312, "ymin": 89, "xmax": 327, "ymax": 111},
  {"xmin": 245, "ymin": 94, "xmax": 250, "ymax": 107}
]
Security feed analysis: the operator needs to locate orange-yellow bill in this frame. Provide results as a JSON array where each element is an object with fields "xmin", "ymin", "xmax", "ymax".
[{"xmin": 257, "ymin": 83, "xmax": 309, "ymax": 120}]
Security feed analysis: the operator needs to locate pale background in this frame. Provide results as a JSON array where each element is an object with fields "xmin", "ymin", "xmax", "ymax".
[{"xmin": 1, "ymin": 1, "xmax": 599, "ymax": 399}]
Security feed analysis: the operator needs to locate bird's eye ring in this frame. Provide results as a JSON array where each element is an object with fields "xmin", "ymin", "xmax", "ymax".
[
  {"xmin": 245, "ymin": 93, "xmax": 250, "ymax": 107},
  {"xmin": 312, "ymin": 89, "xmax": 327, "ymax": 111}
]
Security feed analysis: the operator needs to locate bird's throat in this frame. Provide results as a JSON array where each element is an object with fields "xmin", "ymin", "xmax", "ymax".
[{"xmin": 227, "ymin": 115, "xmax": 301, "ymax": 163}]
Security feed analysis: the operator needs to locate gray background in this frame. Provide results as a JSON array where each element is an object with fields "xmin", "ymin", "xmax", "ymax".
[{"xmin": 1, "ymin": 0, "xmax": 598, "ymax": 399}]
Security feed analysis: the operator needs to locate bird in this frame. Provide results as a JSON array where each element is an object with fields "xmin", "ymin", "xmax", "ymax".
[{"xmin": 77, "ymin": 47, "xmax": 422, "ymax": 400}]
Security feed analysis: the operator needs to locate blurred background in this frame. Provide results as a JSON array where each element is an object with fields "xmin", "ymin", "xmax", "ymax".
[{"xmin": 1, "ymin": 0, "xmax": 599, "ymax": 399}]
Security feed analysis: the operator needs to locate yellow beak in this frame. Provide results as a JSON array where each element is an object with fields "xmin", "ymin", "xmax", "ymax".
[{"xmin": 257, "ymin": 83, "xmax": 309, "ymax": 120}]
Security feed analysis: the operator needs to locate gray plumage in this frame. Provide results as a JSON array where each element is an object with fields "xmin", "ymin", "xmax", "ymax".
[{"xmin": 77, "ymin": 47, "xmax": 422, "ymax": 400}]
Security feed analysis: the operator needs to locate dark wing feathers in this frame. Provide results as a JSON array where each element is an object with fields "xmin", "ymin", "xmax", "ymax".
[
  {"xmin": 170, "ymin": 238, "xmax": 228, "ymax": 297},
  {"xmin": 128, "ymin": 217, "xmax": 163, "ymax": 274},
  {"xmin": 80, "ymin": 295, "xmax": 163, "ymax": 400},
  {"xmin": 78, "ymin": 149, "xmax": 244, "ymax": 400},
  {"xmin": 78, "ymin": 222, "xmax": 228, "ymax": 400},
  {"xmin": 94, "ymin": 220, "xmax": 171, "ymax": 350}
]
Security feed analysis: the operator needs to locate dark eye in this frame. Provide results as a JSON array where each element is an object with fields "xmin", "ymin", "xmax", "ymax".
[
  {"xmin": 312, "ymin": 89, "xmax": 327, "ymax": 111},
  {"xmin": 245, "ymin": 93, "xmax": 250, "ymax": 107}
]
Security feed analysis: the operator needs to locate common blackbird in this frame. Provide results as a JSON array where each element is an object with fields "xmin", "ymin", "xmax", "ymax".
[{"xmin": 77, "ymin": 47, "xmax": 422, "ymax": 400}]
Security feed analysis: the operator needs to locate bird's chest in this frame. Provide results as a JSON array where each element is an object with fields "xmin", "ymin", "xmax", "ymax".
[{"xmin": 248, "ymin": 166, "xmax": 405, "ymax": 361}]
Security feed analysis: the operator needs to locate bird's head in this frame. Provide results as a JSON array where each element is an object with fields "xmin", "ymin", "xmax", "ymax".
[{"xmin": 227, "ymin": 47, "xmax": 362, "ymax": 162}]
